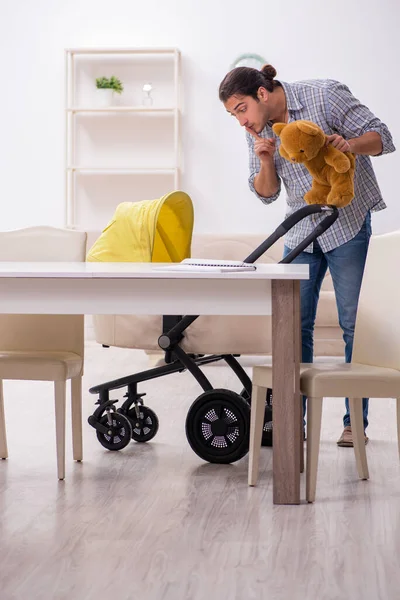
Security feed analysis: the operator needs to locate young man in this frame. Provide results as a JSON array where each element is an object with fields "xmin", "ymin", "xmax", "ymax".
[{"xmin": 219, "ymin": 64, "xmax": 395, "ymax": 446}]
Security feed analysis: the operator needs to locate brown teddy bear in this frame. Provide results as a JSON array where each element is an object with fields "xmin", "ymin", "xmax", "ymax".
[{"xmin": 272, "ymin": 120, "xmax": 355, "ymax": 207}]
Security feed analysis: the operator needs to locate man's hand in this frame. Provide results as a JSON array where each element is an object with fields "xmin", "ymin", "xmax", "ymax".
[
  {"xmin": 328, "ymin": 131, "xmax": 383, "ymax": 156},
  {"xmin": 246, "ymin": 127, "xmax": 276, "ymax": 162},
  {"xmin": 326, "ymin": 134, "xmax": 351, "ymax": 153}
]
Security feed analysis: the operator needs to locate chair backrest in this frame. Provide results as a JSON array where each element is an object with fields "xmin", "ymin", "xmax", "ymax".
[
  {"xmin": 352, "ymin": 230, "xmax": 400, "ymax": 370},
  {"xmin": 0, "ymin": 226, "xmax": 87, "ymax": 355}
]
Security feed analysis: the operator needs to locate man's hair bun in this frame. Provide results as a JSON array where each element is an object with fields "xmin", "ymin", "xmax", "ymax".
[{"xmin": 261, "ymin": 64, "xmax": 277, "ymax": 80}]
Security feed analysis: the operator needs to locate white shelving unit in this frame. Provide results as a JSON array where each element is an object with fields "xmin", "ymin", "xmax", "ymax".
[{"xmin": 65, "ymin": 47, "xmax": 181, "ymax": 231}]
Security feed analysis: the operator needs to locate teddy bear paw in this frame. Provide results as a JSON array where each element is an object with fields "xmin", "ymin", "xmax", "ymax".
[
  {"xmin": 304, "ymin": 192, "xmax": 328, "ymax": 205},
  {"xmin": 327, "ymin": 194, "xmax": 354, "ymax": 208}
]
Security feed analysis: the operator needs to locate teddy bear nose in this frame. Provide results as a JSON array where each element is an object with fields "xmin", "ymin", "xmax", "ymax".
[{"xmin": 291, "ymin": 157, "xmax": 297, "ymax": 162}]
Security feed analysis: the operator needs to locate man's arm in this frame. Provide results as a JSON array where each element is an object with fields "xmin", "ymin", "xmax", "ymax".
[
  {"xmin": 327, "ymin": 131, "xmax": 383, "ymax": 156},
  {"xmin": 326, "ymin": 81, "xmax": 395, "ymax": 156},
  {"xmin": 348, "ymin": 132, "xmax": 382, "ymax": 156},
  {"xmin": 246, "ymin": 128, "xmax": 281, "ymax": 203},
  {"xmin": 253, "ymin": 158, "xmax": 280, "ymax": 197}
]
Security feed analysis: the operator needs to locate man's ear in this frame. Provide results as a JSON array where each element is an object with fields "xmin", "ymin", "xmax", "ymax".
[
  {"xmin": 257, "ymin": 86, "xmax": 269, "ymax": 102},
  {"xmin": 272, "ymin": 122, "xmax": 286, "ymax": 136}
]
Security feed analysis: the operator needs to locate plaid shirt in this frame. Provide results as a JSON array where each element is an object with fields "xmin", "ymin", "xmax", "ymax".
[{"xmin": 247, "ymin": 79, "xmax": 396, "ymax": 252}]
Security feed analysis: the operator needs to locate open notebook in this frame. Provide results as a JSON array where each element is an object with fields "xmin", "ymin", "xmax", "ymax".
[{"xmin": 154, "ymin": 258, "xmax": 257, "ymax": 273}]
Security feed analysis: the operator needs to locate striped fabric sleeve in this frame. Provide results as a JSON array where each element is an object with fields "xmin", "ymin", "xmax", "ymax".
[
  {"xmin": 248, "ymin": 172, "xmax": 282, "ymax": 204},
  {"xmin": 246, "ymin": 131, "xmax": 282, "ymax": 204},
  {"xmin": 325, "ymin": 81, "xmax": 396, "ymax": 156}
]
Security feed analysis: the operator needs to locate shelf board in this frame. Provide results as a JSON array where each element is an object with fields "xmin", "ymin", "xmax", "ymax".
[
  {"xmin": 65, "ymin": 48, "xmax": 179, "ymax": 55},
  {"xmin": 67, "ymin": 107, "xmax": 176, "ymax": 113},
  {"xmin": 68, "ymin": 167, "xmax": 177, "ymax": 174}
]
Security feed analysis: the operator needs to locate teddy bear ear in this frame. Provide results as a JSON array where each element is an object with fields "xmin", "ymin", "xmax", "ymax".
[
  {"xmin": 296, "ymin": 120, "xmax": 320, "ymax": 136},
  {"xmin": 272, "ymin": 122, "xmax": 286, "ymax": 136}
]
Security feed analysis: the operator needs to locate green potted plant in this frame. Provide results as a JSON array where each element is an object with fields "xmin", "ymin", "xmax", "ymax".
[{"xmin": 95, "ymin": 76, "xmax": 124, "ymax": 106}]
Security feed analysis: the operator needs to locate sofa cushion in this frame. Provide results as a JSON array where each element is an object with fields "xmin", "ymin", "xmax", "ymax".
[{"xmin": 93, "ymin": 314, "xmax": 272, "ymax": 354}]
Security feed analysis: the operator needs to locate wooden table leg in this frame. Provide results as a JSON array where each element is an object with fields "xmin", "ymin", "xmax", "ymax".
[
  {"xmin": 272, "ymin": 279, "xmax": 301, "ymax": 504},
  {"xmin": 294, "ymin": 280, "xmax": 304, "ymax": 474}
]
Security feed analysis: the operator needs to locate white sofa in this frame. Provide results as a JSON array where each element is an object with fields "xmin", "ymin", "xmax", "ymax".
[{"xmin": 90, "ymin": 232, "xmax": 344, "ymax": 358}]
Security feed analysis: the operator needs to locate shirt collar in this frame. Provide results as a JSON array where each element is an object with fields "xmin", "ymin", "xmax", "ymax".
[
  {"xmin": 264, "ymin": 81, "xmax": 303, "ymax": 130},
  {"xmin": 279, "ymin": 81, "xmax": 303, "ymax": 112}
]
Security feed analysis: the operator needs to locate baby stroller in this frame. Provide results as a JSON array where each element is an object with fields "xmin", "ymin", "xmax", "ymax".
[{"xmin": 87, "ymin": 192, "xmax": 338, "ymax": 463}]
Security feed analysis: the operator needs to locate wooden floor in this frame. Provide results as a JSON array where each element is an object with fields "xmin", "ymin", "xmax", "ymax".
[{"xmin": 1, "ymin": 341, "xmax": 400, "ymax": 600}]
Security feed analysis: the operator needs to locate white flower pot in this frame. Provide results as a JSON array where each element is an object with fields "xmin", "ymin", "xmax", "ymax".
[{"xmin": 96, "ymin": 88, "xmax": 114, "ymax": 107}]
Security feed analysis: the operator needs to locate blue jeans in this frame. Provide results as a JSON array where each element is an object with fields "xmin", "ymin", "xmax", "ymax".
[{"xmin": 283, "ymin": 213, "xmax": 371, "ymax": 430}]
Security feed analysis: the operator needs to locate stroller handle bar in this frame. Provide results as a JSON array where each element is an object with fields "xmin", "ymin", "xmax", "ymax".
[
  {"xmin": 244, "ymin": 204, "xmax": 339, "ymax": 264},
  {"xmin": 159, "ymin": 204, "xmax": 339, "ymax": 349}
]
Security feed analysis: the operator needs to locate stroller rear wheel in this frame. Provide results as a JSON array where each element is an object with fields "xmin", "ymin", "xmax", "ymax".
[
  {"xmin": 262, "ymin": 399, "xmax": 273, "ymax": 447},
  {"xmin": 185, "ymin": 389, "xmax": 250, "ymax": 464},
  {"xmin": 240, "ymin": 387, "xmax": 273, "ymax": 447}
]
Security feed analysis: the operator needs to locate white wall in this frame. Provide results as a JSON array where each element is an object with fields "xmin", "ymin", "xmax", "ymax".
[{"xmin": 1, "ymin": 0, "xmax": 398, "ymax": 236}]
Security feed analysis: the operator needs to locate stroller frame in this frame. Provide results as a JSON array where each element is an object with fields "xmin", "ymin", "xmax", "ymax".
[{"xmin": 88, "ymin": 204, "xmax": 338, "ymax": 461}]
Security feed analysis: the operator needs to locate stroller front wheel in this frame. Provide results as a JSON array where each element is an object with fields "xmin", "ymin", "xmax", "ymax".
[
  {"xmin": 96, "ymin": 412, "xmax": 132, "ymax": 451},
  {"xmin": 125, "ymin": 405, "xmax": 159, "ymax": 442},
  {"xmin": 185, "ymin": 389, "xmax": 250, "ymax": 464}
]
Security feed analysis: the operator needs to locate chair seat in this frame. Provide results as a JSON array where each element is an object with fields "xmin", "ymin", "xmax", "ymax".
[
  {"xmin": 300, "ymin": 362, "xmax": 400, "ymax": 398},
  {"xmin": 0, "ymin": 351, "xmax": 83, "ymax": 381},
  {"xmin": 253, "ymin": 362, "xmax": 400, "ymax": 398},
  {"xmin": 252, "ymin": 365, "xmax": 273, "ymax": 389}
]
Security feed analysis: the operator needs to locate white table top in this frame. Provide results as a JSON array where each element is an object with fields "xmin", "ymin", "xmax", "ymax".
[{"xmin": 0, "ymin": 262, "xmax": 309, "ymax": 280}]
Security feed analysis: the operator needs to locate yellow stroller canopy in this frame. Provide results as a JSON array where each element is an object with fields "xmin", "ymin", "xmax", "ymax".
[{"xmin": 87, "ymin": 191, "xmax": 194, "ymax": 263}]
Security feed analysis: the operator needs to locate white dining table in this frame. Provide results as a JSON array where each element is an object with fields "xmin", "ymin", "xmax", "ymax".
[{"xmin": 0, "ymin": 261, "xmax": 308, "ymax": 504}]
